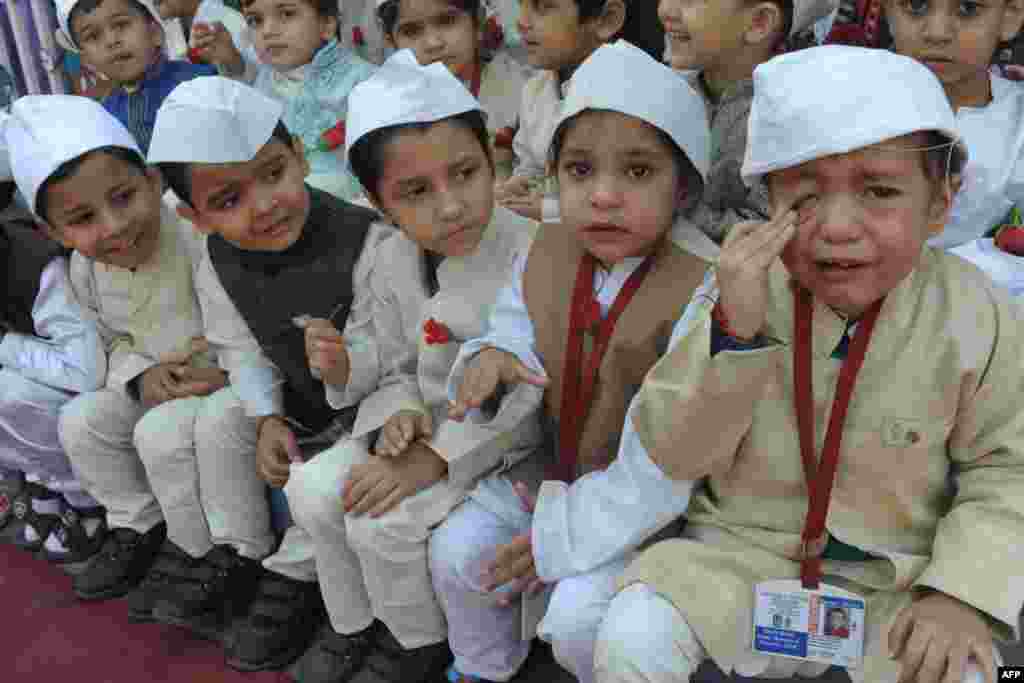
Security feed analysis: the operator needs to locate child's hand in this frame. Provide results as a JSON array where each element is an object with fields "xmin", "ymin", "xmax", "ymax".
[
  {"xmin": 168, "ymin": 366, "xmax": 228, "ymax": 398},
  {"xmin": 138, "ymin": 363, "xmax": 182, "ymax": 409},
  {"xmin": 481, "ymin": 482, "xmax": 545, "ymax": 605},
  {"xmin": 376, "ymin": 410, "xmax": 433, "ymax": 457},
  {"xmin": 304, "ymin": 318, "xmax": 350, "ymax": 386},
  {"xmin": 342, "ymin": 442, "xmax": 448, "ymax": 517},
  {"xmin": 499, "ymin": 193, "xmax": 543, "ymax": 221},
  {"xmin": 256, "ymin": 415, "xmax": 301, "ymax": 488},
  {"xmin": 888, "ymin": 591, "xmax": 997, "ymax": 683},
  {"xmin": 448, "ymin": 347, "xmax": 548, "ymax": 421},
  {"xmin": 190, "ymin": 22, "xmax": 243, "ymax": 74},
  {"xmin": 494, "ymin": 175, "xmax": 532, "ymax": 202},
  {"xmin": 716, "ymin": 206, "xmax": 799, "ymax": 340}
]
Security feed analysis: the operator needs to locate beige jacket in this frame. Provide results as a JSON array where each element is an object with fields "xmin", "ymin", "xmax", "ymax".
[
  {"xmin": 349, "ymin": 207, "xmax": 545, "ymax": 490},
  {"xmin": 69, "ymin": 203, "xmax": 209, "ymax": 393},
  {"xmin": 621, "ymin": 249, "xmax": 1024, "ymax": 681}
]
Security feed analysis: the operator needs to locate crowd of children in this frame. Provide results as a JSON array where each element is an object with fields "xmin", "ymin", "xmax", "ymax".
[{"xmin": 1, "ymin": 0, "xmax": 1024, "ymax": 682}]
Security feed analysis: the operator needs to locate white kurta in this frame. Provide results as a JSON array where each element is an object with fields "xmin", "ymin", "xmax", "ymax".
[
  {"xmin": 437, "ymin": 218, "xmax": 715, "ymax": 682},
  {"xmin": 930, "ymin": 74, "xmax": 1024, "ymax": 249}
]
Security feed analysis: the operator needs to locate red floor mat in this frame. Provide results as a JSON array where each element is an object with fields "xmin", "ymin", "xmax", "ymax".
[{"xmin": 0, "ymin": 543, "xmax": 288, "ymax": 683}]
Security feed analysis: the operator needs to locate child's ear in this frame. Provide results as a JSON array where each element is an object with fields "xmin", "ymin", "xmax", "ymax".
[
  {"xmin": 1000, "ymin": 0, "xmax": 1024, "ymax": 42},
  {"xmin": 593, "ymin": 0, "xmax": 626, "ymax": 42},
  {"xmin": 37, "ymin": 219, "xmax": 75, "ymax": 249},
  {"xmin": 291, "ymin": 135, "xmax": 311, "ymax": 178},
  {"xmin": 321, "ymin": 14, "xmax": 339, "ymax": 43},
  {"xmin": 745, "ymin": 2, "xmax": 785, "ymax": 46},
  {"xmin": 925, "ymin": 174, "xmax": 961, "ymax": 236}
]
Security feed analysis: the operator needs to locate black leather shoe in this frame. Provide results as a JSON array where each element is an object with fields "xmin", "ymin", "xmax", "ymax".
[
  {"xmin": 72, "ymin": 522, "xmax": 167, "ymax": 601},
  {"xmin": 293, "ymin": 622, "xmax": 379, "ymax": 683},
  {"xmin": 348, "ymin": 623, "xmax": 452, "ymax": 683}
]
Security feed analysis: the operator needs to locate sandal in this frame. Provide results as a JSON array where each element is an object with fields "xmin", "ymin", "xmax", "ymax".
[
  {"xmin": 42, "ymin": 500, "xmax": 108, "ymax": 564},
  {"xmin": 0, "ymin": 472, "xmax": 24, "ymax": 531},
  {"xmin": 12, "ymin": 483, "xmax": 62, "ymax": 553}
]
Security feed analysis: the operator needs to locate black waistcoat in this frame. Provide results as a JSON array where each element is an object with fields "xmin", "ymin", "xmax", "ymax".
[
  {"xmin": 208, "ymin": 187, "xmax": 376, "ymax": 433},
  {"xmin": 2, "ymin": 219, "xmax": 66, "ymax": 336}
]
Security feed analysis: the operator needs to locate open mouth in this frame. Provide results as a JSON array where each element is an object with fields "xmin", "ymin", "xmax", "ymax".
[
  {"xmin": 816, "ymin": 258, "xmax": 868, "ymax": 275},
  {"xmin": 106, "ymin": 230, "xmax": 142, "ymax": 255},
  {"xmin": 112, "ymin": 53, "xmax": 135, "ymax": 64},
  {"xmin": 665, "ymin": 30, "xmax": 691, "ymax": 42}
]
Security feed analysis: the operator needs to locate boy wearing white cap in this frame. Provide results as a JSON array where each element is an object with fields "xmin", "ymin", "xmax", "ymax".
[
  {"xmin": 443, "ymin": 40, "xmax": 717, "ymax": 683},
  {"xmin": 278, "ymin": 48, "xmax": 543, "ymax": 683},
  {"xmin": 6, "ymin": 95, "xmax": 232, "ymax": 602},
  {"xmin": 660, "ymin": 0, "xmax": 838, "ymax": 243},
  {"xmin": 58, "ymin": 0, "xmax": 217, "ymax": 155},
  {"xmin": 148, "ymin": 75, "xmax": 392, "ymax": 672},
  {"xmin": 595, "ymin": 46, "xmax": 1021, "ymax": 683},
  {"xmin": 193, "ymin": 0, "xmax": 377, "ymax": 201},
  {"xmin": 884, "ymin": 0, "xmax": 1024, "ymax": 257},
  {"xmin": 0, "ymin": 115, "xmax": 107, "ymax": 560}
]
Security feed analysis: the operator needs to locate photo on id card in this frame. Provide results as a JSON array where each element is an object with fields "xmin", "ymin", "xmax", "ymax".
[{"xmin": 752, "ymin": 579, "xmax": 866, "ymax": 669}]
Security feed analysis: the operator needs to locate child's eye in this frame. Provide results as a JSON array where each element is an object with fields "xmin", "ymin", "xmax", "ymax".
[
  {"xmin": 214, "ymin": 193, "xmax": 239, "ymax": 210},
  {"xmin": 455, "ymin": 165, "xmax": 477, "ymax": 182},
  {"xmin": 958, "ymin": 0, "xmax": 983, "ymax": 16},
  {"xmin": 626, "ymin": 165, "xmax": 652, "ymax": 181},
  {"xmin": 439, "ymin": 12, "xmax": 458, "ymax": 26},
  {"xmin": 245, "ymin": 15, "xmax": 262, "ymax": 27},
  {"xmin": 562, "ymin": 161, "xmax": 592, "ymax": 179},
  {"xmin": 266, "ymin": 165, "xmax": 284, "ymax": 182},
  {"xmin": 402, "ymin": 184, "xmax": 428, "ymax": 200},
  {"xmin": 112, "ymin": 188, "xmax": 136, "ymax": 204},
  {"xmin": 866, "ymin": 186, "xmax": 900, "ymax": 199},
  {"xmin": 281, "ymin": 8, "xmax": 296, "ymax": 19},
  {"xmin": 398, "ymin": 23, "xmax": 423, "ymax": 39},
  {"xmin": 902, "ymin": 0, "xmax": 930, "ymax": 15}
]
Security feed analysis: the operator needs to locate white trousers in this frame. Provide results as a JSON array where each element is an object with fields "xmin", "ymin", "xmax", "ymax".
[
  {"xmin": 0, "ymin": 369, "xmax": 95, "ymax": 507},
  {"xmin": 133, "ymin": 387, "xmax": 274, "ymax": 560},
  {"xmin": 58, "ymin": 389, "xmax": 159, "ymax": 532},
  {"xmin": 286, "ymin": 437, "xmax": 463, "ymax": 649},
  {"xmin": 594, "ymin": 584, "xmax": 994, "ymax": 683},
  {"xmin": 429, "ymin": 481, "xmax": 627, "ymax": 683}
]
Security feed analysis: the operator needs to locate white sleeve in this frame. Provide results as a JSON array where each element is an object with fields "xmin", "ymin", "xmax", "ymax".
[
  {"xmin": 0, "ymin": 257, "xmax": 107, "ymax": 393},
  {"xmin": 195, "ymin": 253, "xmax": 286, "ymax": 417},
  {"xmin": 447, "ymin": 249, "xmax": 545, "ymax": 402},
  {"xmin": 531, "ymin": 408, "xmax": 695, "ymax": 582}
]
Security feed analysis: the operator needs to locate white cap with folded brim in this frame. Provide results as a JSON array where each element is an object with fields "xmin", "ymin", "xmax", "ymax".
[
  {"xmin": 792, "ymin": 0, "xmax": 841, "ymax": 37},
  {"xmin": 5, "ymin": 95, "xmax": 141, "ymax": 219},
  {"xmin": 148, "ymin": 76, "xmax": 285, "ymax": 165},
  {"xmin": 345, "ymin": 49, "xmax": 481, "ymax": 167},
  {"xmin": 57, "ymin": 0, "xmax": 164, "ymax": 50},
  {"xmin": 741, "ymin": 45, "xmax": 964, "ymax": 185},
  {"xmin": 552, "ymin": 40, "xmax": 710, "ymax": 183}
]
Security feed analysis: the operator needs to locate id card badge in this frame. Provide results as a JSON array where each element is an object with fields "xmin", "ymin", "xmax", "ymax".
[{"xmin": 752, "ymin": 579, "xmax": 866, "ymax": 669}]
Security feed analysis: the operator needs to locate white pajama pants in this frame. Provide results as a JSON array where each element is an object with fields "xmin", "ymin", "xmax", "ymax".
[
  {"xmin": 285, "ymin": 437, "xmax": 463, "ymax": 649},
  {"xmin": 59, "ymin": 389, "xmax": 160, "ymax": 532},
  {"xmin": 133, "ymin": 387, "xmax": 274, "ymax": 560},
  {"xmin": 429, "ymin": 477, "xmax": 627, "ymax": 683},
  {"xmin": 0, "ymin": 369, "xmax": 96, "ymax": 507},
  {"xmin": 594, "ymin": 584, "xmax": 995, "ymax": 683}
]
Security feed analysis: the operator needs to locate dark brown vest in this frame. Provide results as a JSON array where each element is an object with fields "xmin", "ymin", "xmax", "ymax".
[{"xmin": 522, "ymin": 225, "xmax": 708, "ymax": 479}]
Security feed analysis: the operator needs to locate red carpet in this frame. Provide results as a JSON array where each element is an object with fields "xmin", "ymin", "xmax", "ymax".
[{"xmin": 0, "ymin": 543, "xmax": 289, "ymax": 683}]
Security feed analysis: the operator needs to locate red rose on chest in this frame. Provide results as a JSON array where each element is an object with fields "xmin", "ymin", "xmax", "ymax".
[
  {"xmin": 318, "ymin": 121, "xmax": 346, "ymax": 152},
  {"xmin": 188, "ymin": 47, "xmax": 205, "ymax": 64},
  {"xmin": 352, "ymin": 26, "xmax": 366, "ymax": 47},
  {"xmin": 423, "ymin": 318, "xmax": 453, "ymax": 345},
  {"xmin": 493, "ymin": 126, "xmax": 515, "ymax": 149}
]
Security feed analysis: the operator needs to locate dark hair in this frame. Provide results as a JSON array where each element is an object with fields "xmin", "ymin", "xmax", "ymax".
[
  {"xmin": 921, "ymin": 131, "xmax": 966, "ymax": 185},
  {"xmin": 0, "ymin": 181, "xmax": 16, "ymax": 213},
  {"xmin": 69, "ymin": 0, "xmax": 157, "ymax": 46},
  {"xmin": 348, "ymin": 109, "xmax": 493, "ymax": 200},
  {"xmin": 548, "ymin": 110, "xmax": 704, "ymax": 210},
  {"xmin": 377, "ymin": 0, "xmax": 484, "ymax": 37},
  {"xmin": 35, "ymin": 146, "xmax": 147, "ymax": 224},
  {"xmin": 240, "ymin": 0, "xmax": 338, "ymax": 19},
  {"xmin": 158, "ymin": 120, "xmax": 293, "ymax": 207}
]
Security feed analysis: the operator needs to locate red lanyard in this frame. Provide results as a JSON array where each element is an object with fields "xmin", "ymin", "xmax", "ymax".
[
  {"xmin": 793, "ymin": 287, "xmax": 884, "ymax": 589},
  {"xmin": 552, "ymin": 254, "xmax": 654, "ymax": 483}
]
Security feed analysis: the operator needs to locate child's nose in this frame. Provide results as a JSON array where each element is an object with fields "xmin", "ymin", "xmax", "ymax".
[
  {"xmin": 816, "ymin": 196, "xmax": 862, "ymax": 242},
  {"xmin": 922, "ymin": 11, "xmax": 955, "ymax": 42},
  {"xmin": 439, "ymin": 189, "xmax": 465, "ymax": 221},
  {"xmin": 589, "ymin": 177, "xmax": 624, "ymax": 209}
]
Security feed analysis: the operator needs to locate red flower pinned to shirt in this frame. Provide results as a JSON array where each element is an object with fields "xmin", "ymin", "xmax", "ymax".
[
  {"xmin": 352, "ymin": 26, "xmax": 366, "ymax": 47},
  {"xmin": 493, "ymin": 126, "xmax": 515, "ymax": 150},
  {"xmin": 423, "ymin": 318, "xmax": 452, "ymax": 345},
  {"xmin": 318, "ymin": 120, "xmax": 346, "ymax": 151},
  {"xmin": 187, "ymin": 47, "xmax": 205, "ymax": 64},
  {"xmin": 481, "ymin": 16, "xmax": 504, "ymax": 52}
]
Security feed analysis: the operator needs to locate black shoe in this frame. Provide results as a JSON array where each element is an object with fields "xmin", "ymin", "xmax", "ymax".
[
  {"xmin": 293, "ymin": 622, "xmax": 380, "ymax": 683},
  {"xmin": 42, "ymin": 501, "xmax": 107, "ymax": 565},
  {"xmin": 349, "ymin": 623, "xmax": 452, "ymax": 683},
  {"xmin": 225, "ymin": 568, "xmax": 325, "ymax": 672},
  {"xmin": 12, "ymin": 483, "xmax": 62, "ymax": 553},
  {"xmin": 0, "ymin": 472, "xmax": 24, "ymax": 531},
  {"xmin": 72, "ymin": 522, "xmax": 167, "ymax": 601},
  {"xmin": 153, "ymin": 544, "xmax": 262, "ymax": 640},
  {"xmin": 126, "ymin": 540, "xmax": 189, "ymax": 622}
]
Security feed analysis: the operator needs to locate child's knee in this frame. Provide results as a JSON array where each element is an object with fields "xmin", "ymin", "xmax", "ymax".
[
  {"xmin": 58, "ymin": 392, "xmax": 114, "ymax": 449},
  {"xmin": 283, "ymin": 458, "xmax": 345, "ymax": 529},
  {"xmin": 132, "ymin": 400, "xmax": 195, "ymax": 462},
  {"xmin": 428, "ymin": 514, "xmax": 487, "ymax": 593}
]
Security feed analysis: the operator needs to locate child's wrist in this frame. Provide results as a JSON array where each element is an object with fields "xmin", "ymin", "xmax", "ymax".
[{"xmin": 712, "ymin": 301, "xmax": 756, "ymax": 342}]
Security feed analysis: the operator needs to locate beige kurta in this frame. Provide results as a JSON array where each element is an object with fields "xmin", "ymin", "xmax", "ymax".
[
  {"xmin": 621, "ymin": 248, "xmax": 1024, "ymax": 682},
  {"xmin": 69, "ymin": 202, "xmax": 210, "ymax": 392},
  {"xmin": 349, "ymin": 206, "xmax": 544, "ymax": 489}
]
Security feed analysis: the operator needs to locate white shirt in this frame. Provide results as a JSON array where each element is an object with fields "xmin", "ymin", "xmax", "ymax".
[
  {"xmin": 0, "ymin": 256, "xmax": 106, "ymax": 393},
  {"xmin": 930, "ymin": 75, "xmax": 1024, "ymax": 249},
  {"xmin": 447, "ymin": 220, "xmax": 715, "ymax": 581}
]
